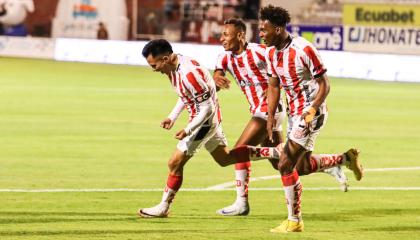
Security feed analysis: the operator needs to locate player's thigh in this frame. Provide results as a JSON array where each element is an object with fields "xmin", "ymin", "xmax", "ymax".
[
  {"xmin": 234, "ymin": 117, "xmax": 268, "ymax": 147},
  {"xmin": 209, "ymin": 145, "xmax": 233, "ymax": 166},
  {"xmin": 279, "ymin": 139, "xmax": 308, "ymax": 172},
  {"xmin": 261, "ymin": 130, "xmax": 283, "ymax": 147},
  {"xmin": 168, "ymin": 148, "xmax": 192, "ymax": 171}
]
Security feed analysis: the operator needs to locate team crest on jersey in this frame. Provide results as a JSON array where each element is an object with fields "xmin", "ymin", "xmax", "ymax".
[{"xmin": 257, "ymin": 61, "xmax": 266, "ymax": 69}]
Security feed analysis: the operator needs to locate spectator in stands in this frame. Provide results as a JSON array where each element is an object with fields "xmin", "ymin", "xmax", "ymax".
[{"xmin": 97, "ymin": 22, "xmax": 108, "ymax": 40}]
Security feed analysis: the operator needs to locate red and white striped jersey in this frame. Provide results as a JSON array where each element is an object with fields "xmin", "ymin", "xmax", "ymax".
[
  {"xmin": 170, "ymin": 55, "xmax": 222, "ymax": 125},
  {"xmin": 265, "ymin": 36, "xmax": 328, "ymax": 117},
  {"xmin": 215, "ymin": 43, "xmax": 282, "ymax": 115}
]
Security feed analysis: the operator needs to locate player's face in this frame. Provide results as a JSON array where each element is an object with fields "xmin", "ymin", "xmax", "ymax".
[
  {"xmin": 220, "ymin": 24, "xmax": 241, "ymax": 52},
  {"xmin": 146, "ymin": 54, "xmax": 170, "ymax": 75},
  {"xmin": 259, "ymin": 20, "xmax": 278, "ymax": 47}
]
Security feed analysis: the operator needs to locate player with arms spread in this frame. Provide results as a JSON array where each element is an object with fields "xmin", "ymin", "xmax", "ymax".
[
  {"xmin": 259, "ymin": 5, "xmax": 364, "ymax": 232},
  {"xmin": 214, "ymin": 18, "xmax": 351, "ymax": 216}
]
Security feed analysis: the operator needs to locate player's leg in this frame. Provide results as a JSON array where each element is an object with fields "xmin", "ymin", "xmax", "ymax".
[
  {"xmin": 215, "ymin": 117, "xmax": 268, "ymax": 216},
  {"xmin": 271, "ymin": 114, "xmax": 325, "ymax": 233},
  {"xmin": 138, "ymin": 149, "xmax": 191, "ymax": 218},
  {"xmin": 270, "ymin": 139, "xmax": 305, "ymax": 233},
  {"xmin": 139, "ymin": 122, "xmax": 216, "ymax": 218}
]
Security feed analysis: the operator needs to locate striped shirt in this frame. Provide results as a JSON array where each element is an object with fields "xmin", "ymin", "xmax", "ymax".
[
  {"xmin": 215, "ymin": 43, "xmax": 282, "ymax": 115},
  {"xmin": 266, "ymin": 36, "xmax": 327, "ymax": 116},
  {"xmin": 170, "ymin": 55, "xmax": 221, "ymax": 126}
]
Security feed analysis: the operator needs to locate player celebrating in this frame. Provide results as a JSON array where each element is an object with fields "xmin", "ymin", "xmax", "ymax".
[
  {"xmin": 214, "ymin": 18, "xmax": 350, "ymax": 216},
  {"xmin": 138, "ymin": 39, "xmax": 291, "ymax": 218},
  {"xmin": 259, "ymin": 5, "xmax": 363, "ymax": 232}
]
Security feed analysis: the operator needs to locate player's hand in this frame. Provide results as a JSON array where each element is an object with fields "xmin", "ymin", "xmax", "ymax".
[
  {"xmin": 213, "ymin": 76, "xmax": 231, "ymax": 89},
  {"xmin": 160, "ymin": 118, "xmax": 174, "ymax": 130},
  {"xmin": 266, "ymin": 115, "xmax": 276, "ymax": 142},
  {"xmin": 301, "ymin": 107, "xmax": 316, "ymax": 133},
  {"xmin": 175, "ymin": 129, "xmax": 188, "ymax": 140}
]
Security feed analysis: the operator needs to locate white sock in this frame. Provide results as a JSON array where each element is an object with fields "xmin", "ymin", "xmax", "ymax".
[
  {"xmin": 160, "ymin": 186, "xmax": 176, "ymax": 206},
  {"xmin": 281, "ymin": 170, "xmax": 302, "ymax": 222},
  {"xmin": 235, "ymin": 169, "xmax": 249, "ymax": 204}
]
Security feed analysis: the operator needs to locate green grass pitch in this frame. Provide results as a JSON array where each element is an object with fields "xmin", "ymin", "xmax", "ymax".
[{"xmin": 0, "ymin": 57, "xmax": 419, "ymax": 239}]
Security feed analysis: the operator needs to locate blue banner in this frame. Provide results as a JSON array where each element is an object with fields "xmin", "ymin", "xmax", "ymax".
[{"xmin": 286, "ymin": 25, "xmax": 343, "ymax": 51}]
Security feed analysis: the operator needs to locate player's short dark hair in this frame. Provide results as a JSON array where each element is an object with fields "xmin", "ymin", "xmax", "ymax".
[
  {"xmin": 142, "ymin": 39, "xmax": 173, "ymax": 58},
  {"xmin": 224, "ymin": 18, "xmax": 246, "ymax": 33},
  {"xmin": 259, "ymin": 5, "xmax": 291, "ymax": 27}
]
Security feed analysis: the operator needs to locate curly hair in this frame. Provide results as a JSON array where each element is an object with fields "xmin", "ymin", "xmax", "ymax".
[
  {"xmin": 259, "ymin": 5, "xmax": 291, "ymax": 27},
  {"xmin": 224, "ymin": 18, "xmax": 246, "ymax": 33}
]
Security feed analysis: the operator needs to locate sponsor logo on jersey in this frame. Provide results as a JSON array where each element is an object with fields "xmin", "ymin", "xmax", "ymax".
[{"xmin": 194, "ymin": 92, "xmax": 210, "ymax": 103}]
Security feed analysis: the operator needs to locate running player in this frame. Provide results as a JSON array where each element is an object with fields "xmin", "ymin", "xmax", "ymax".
[
  {"xmin": 259, "ymin": 5, "xmax": 364, "ymax": 232},
  {"xmin": 138, "ymin": 39, "xmax": 290, "ymax": 218},
  {"xmin": 214, "ymin": 18, "xmax": 350, "ymax": 216}
]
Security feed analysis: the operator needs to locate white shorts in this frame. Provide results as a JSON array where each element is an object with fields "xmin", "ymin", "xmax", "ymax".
[
  {"xmin": 287, "ymin": 112, "xmax": 328, "ymax": 151},
  {"xmin": 253, "ymin": 111, "xmax": 285, "ymax": 132},
  {"xmin": 177, "ymin": 122, "xmax": 228, "ymax": 156}
]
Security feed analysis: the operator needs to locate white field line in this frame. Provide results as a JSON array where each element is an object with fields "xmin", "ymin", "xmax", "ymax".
[
  {"xmin": 206, "ymin": 166, "xmax": 420, "ymax": 190},
  {"xmin": 1, "ymin": 167, "xmax": 420, "ymax": 193},
  {"xmin": 1, "ymin": 187, "xmax": 420, "ymax": 193}
]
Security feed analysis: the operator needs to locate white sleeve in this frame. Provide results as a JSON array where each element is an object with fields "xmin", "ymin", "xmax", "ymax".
[
  {"xmin": 167, "ymin": 98, "xmax": 185, "ymax": 122},
  {"xmin": 183, "ymin": 95, "xmax": 214, "ymax": 135}
]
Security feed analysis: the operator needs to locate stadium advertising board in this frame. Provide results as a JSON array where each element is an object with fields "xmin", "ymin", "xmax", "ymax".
[
  {"xmin": 287, "ymin": 25, "xmax": 343, "ymax": 51},
  {"xmin": 52, "ymin": 0, "xmax": 129, "ymax": 40},
  {"xmin": 343, "ymin": 4, "xmax": 420, "ymax": 26},
  {"xmin": 343, "ymin": 3, "xmax": 420, "ymax": 55},
  {"xmin": 0, "ymin": 36, "xmax": 54, "ymax": 59}
]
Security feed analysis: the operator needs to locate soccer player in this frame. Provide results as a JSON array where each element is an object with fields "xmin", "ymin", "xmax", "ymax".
[
  {"xmin": 258, "ymin": 5, "xmax": 364, "ymax": 232},
  {"xmin": 138, "ymin": 39, "xmax": 287, "ymax": 218},
  {"xmin": 213, "ymin": 18, "xmax": 350, "ymax": 216}
]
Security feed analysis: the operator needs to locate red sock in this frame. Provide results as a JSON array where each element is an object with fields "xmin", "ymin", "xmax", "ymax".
[
  {"xmin": 167, "ymin": 174, "xmax": 183, "ymax": 191},
  {"xmin": 310, "ymin": 154, "xmax": 345, "ymax": 172}
]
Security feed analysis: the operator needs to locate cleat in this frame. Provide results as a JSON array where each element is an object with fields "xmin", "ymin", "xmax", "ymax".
[
  {"xmin": 216, "ymin": 202, "xmax": 250, "ymax": 216},
  {"xmin": 323, "ymin": 166, "xmax": 349, "ymax": 192},
  {"xmin": 138, "ymin": 203, "xmax": 169, "ymax": 218},
  {"xmin": 270, "ymin": 219, "xmax": 304, "ymax": 233},
  {"xmin": 345, "ymin": 148, "xmax": 363, "ymax": 181}
]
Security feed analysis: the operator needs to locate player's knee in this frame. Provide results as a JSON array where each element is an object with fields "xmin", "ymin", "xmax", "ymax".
[
  {"xmin": 168, "ymin": 159, "xmax": 182, "ymax": 172},
  {"xmin": 278, "ymin": 157, "xmax": 293, "ymax": 175}
]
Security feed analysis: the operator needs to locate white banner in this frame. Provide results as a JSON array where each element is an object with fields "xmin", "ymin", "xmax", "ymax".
[
  {"xmin": 0, "ymin": 36, "xmax": 54, "ymax": 59},
  {"xmin": 54, "ymin": 38, "xmax": 223, "ymax": 69},
  {"xmin": 344, "ymin": 25, "xmax": 420, "ymax": 55},
  {"xmin": 54, "ymin": 38, "xmax": 420, "ymax": 82},
  {"xmin": 52, "ymin": 0, "xmax": 129, "ymax": 40}
]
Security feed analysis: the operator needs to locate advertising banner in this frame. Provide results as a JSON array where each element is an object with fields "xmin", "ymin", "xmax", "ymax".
[
  {"xmin": 343, "ymin": 3, "xmax": 420, "ymax": 26},
  {"xmin": 0, "ymin": 36, "xmax": 54, "ymax": 59},
  {"xmin": 344, "ymin": 25, "xmax": 420, "ymax": 55},
  {"xmin": 52, "ymin": 0, "xmax": 129, "ymax": 40},
  {"xmin": 287, "ymin": 25, "xmax": 343, "ymax": 51}
]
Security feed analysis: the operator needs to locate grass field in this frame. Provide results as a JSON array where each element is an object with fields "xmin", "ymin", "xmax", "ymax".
[{"xmin": 0, "ymin": 57, "xmax": 419, "ymax": 239}]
